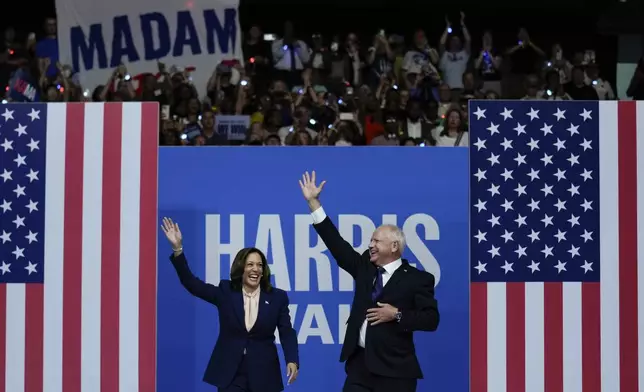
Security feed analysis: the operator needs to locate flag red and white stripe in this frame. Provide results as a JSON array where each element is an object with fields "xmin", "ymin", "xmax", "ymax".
[
  {"xmin": 471, "ymin": 100, "xmax": 644, "ymax": 392},
  {"xmin": 0, "ymin": 102, "xmax": 158, "ymax": 392}
]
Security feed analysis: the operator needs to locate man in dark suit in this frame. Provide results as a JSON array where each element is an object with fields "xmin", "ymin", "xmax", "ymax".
[{"xmin": 298, "ymin": 171, "xmax": 439, "ymax": 392}]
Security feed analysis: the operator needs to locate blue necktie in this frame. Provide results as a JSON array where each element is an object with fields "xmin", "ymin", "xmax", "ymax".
[{"xmin": 371, "ymin": 267, "xmax": 386, "ymax": 301}]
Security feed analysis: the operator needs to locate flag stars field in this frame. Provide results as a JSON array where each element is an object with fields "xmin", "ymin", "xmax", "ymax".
[
  {"xmin": 467, "ymin": 100, "xmax": 634, "ymax": 392},
  {"xmin": 469, "ymin": 100, "xmax": 644, "ymax": 392}
]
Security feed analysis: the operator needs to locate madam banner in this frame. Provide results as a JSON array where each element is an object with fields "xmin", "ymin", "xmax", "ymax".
[
  {"xmin": 157, "ymin": 147, "xmax": 470, "ymax": 392},
  {"xmin": 55, "ymin": 0, "xmax": 242, "ymax": 96}
]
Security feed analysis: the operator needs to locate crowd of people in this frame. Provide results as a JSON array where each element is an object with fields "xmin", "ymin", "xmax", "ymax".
[{"xmin": 2, "ymin": 16, "xmax": 644, "ymax": 147}]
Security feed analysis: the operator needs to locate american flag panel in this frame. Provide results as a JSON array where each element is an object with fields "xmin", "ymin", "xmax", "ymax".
[
  {"xmin": 469, "ymin": 100, "xmax": 644, "ymax": 392},
  {"xmin": 0, "ymin": 103, "xmax": 158, "ymax": 392}
]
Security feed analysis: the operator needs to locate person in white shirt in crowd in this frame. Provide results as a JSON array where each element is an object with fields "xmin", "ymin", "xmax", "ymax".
[
  {"xmin": 271, "ymin": 21, "xmax": 310, "ymax": 87},
  {"xmin": 432, "ymin": 107, "xmax": 469, "ymax": 147},
  {"xmin": 438, "ymin": 12, "xmax": 471, "ymax": 92},
  {"xmin": 473, "ymin": 30, "xmax": 502, "ymax": 95},
  {"xmin": 585, "ymin": 62, "xmax": 615, "ymax": 100},
  {"xmin": 401, "ymin": 29, "xmax": 440, "ymax": 90}
]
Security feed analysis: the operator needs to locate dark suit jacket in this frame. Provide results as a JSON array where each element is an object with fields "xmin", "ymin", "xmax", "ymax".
[
  {"xmin": 170, "ymin": 253, "xmax": 299, "ymax": 391},
  {"xmin": 313, "ymin": 216, "xmax": 439, "ymax": 379}
]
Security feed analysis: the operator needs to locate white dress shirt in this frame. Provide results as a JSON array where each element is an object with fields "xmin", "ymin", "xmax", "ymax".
[
  {"xmin": 310, "ymin": 206, "xmax": 402, "ymax": 348},
  {"xmin": 406, "ymin": 119, "xmax": 422, "ymax": 139}
]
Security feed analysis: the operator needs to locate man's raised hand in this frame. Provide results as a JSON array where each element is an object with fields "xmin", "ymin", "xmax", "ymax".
[{"xmin": 299, "ymin": 171, "xmax": 326, "ymax": 201}]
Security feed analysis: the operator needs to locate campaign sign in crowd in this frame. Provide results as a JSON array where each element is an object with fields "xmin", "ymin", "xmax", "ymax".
[{"xmin": 56, "ymin": 0, "xmax": 243, "ymax": 96}]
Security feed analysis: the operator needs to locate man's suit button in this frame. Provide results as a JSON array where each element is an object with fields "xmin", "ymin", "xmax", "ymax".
[{"xmin": 249, "ymin": 334, "xmax": 255, "ymax": 338}]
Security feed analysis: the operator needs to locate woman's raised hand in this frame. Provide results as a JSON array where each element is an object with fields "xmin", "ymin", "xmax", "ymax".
[{"xmin": 161, "ymin": 217, "xmax": 183, "ymax": 250}]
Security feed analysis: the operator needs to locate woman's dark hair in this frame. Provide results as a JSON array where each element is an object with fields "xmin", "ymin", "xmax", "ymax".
[
  {"xmin": 441, "ymin": 107, "xmax": 467, "ymax": 135},
  {"xmin": 229, "ymin": 247, "xmax": 273, "ymax": 292},
  {"xmin": 329, "ymin": 120, "xmax": 364, "ymax": 145}
]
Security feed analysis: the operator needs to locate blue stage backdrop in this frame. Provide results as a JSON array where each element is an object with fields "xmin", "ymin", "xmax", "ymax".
[{"xmin": 157, "ymin": 147, "xmax": 470, "ymax": 392}]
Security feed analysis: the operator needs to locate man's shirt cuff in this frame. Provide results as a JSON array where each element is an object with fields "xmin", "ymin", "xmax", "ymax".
[{"xmin": 311, "ymin": 207, "xmax": 327, "ymax": 225}]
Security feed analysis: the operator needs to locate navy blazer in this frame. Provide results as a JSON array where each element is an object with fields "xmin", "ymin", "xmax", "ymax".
[{"xmin": 170, "ymin": 253, "xmax": 299, "ymax": 391}]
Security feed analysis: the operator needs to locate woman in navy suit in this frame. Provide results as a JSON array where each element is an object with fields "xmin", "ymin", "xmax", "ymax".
[{"xmin": 161, "ymin": 217, "xmax": 300, "ymax": 392}]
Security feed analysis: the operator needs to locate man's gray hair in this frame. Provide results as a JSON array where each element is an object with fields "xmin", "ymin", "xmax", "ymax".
[{"xmin": 379, "ymin": 224, "xmax": 407, "ymax": 254}]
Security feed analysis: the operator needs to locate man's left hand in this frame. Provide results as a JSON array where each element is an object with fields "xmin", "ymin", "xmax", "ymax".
[{"xmin": 366, "ymin": 302, "xmax": 398, "ymax": 326}]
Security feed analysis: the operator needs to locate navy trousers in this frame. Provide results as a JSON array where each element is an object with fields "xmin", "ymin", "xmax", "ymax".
[{"xmin": 218, "ymin": 355, "xmax": 250, "ymax": 392}]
